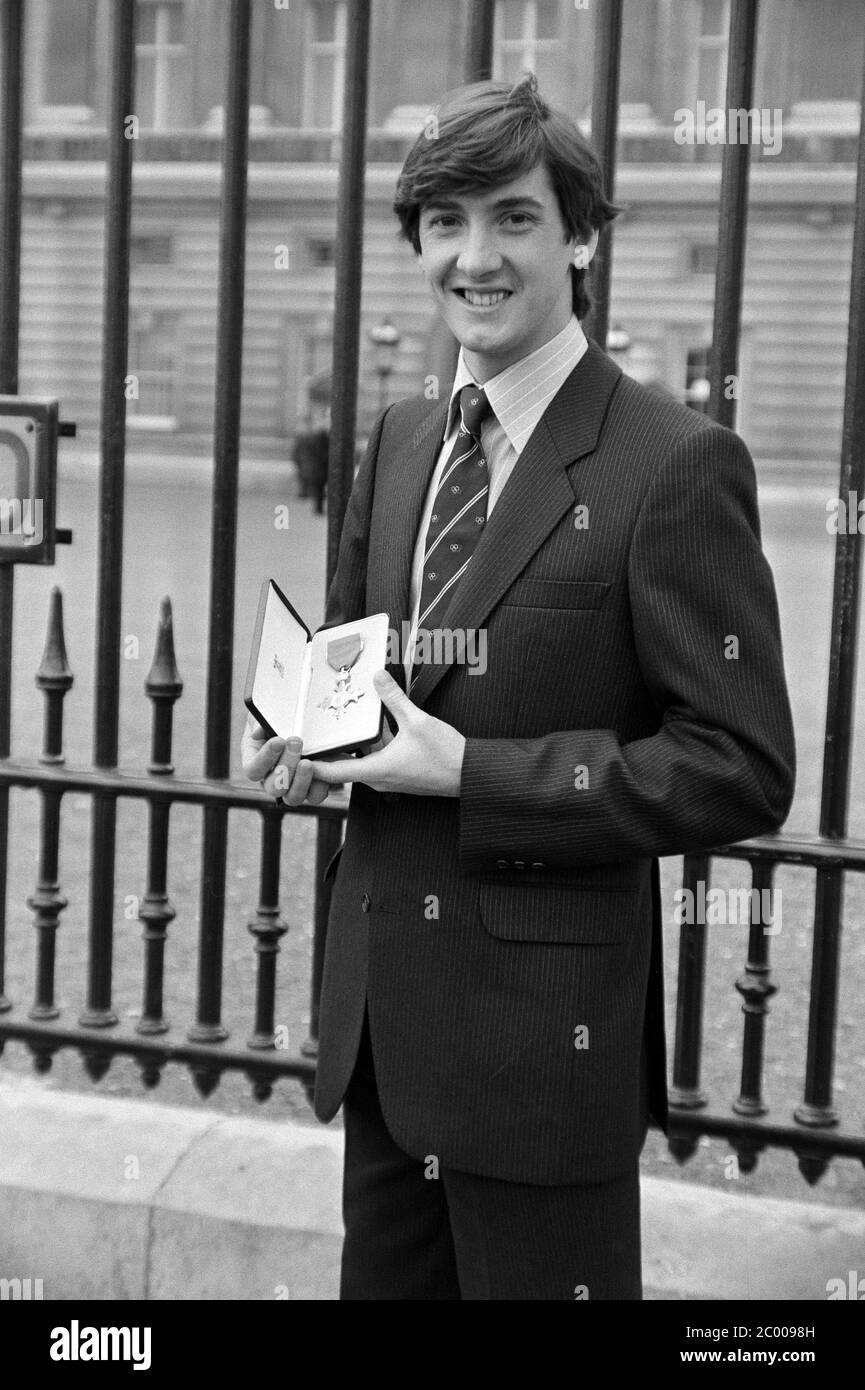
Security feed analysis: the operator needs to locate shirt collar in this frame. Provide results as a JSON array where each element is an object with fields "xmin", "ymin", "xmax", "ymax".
[{"xmin": 445, "ymin": 316, "xmax": 587, "ymax": 451}]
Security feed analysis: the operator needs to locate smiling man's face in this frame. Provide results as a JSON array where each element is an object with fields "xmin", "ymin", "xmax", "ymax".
[{"xmin": 416, "ymin": 162, "xmax": 578, "ymax": 382}]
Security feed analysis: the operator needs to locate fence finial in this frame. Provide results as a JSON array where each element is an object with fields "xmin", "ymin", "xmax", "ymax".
[
  {"xmin": 145, "ymin": 596, "xmax": 182, "ymax": 700},
  {"xmin": 36, "ymin": 587, "xmax": 73, "ymax": 692}
]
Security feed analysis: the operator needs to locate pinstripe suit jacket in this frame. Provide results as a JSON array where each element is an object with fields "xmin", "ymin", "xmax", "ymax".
[{"xmin": 312, "ymin": 340, "xmax": 795, "ymax": 1185}]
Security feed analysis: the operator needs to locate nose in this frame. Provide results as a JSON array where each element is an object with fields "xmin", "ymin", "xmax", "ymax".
[{"xmin": 455, "ymin": 226, "xmax": 503, "ymax": 279}]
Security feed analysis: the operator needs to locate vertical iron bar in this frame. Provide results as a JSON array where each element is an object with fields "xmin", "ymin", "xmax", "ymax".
[
  {"xmin": 731, "ymin": 861, "xmax": 777, "ymax": 1174},
  {"xmin": 138, "ymin": 599, "xmax": 182, "ymax": 1058},
  {"xmin": 707, "ymin": 0, "xmax": 758, "ymax": 428},
  {"xmin": 80, "ymin": 0, "xmax": 136, "ymax": 1036},
  {"xmin": 247, "ymin": 812, "xmax": 288, "ymax": 1051},
  {"xmin": 433, "ymin": 0, "xmax": 496, "ymax": 403},
  {"xmin": 137, "ymin": 802, "xmax": 173, "ymax": 1041},
  {"xmin": 668, "ymin": 0, "xmax": 758, "ymax": 1154},
  {"xmin": 794, "ymin": 39, "xmax": 865, "ymax": 1161},
  {"xmin": 28, "ymin": 589, "xmax": 73, "ymax": 1039},
  {"xmin": 669, "ymin": 853, "xmax": 710, "ymax": 1160},
  {"xmin": 817, "ymin": 41, "xmax": 865, "ymax": 845},
  {"xmin": 583, "ymin": 0, "xmax": 622, "ymax": 351},
  {"xmin": 325, "ymin": 0, "xmax": 371, "ymax": 583},
  {"xmin": 306, "ymin": 1, "xmax": 371, "ymax": 1066},
  {"xmin": 464, "ymin": 0, "xmax": 495, "ymax": 81},
  {"xmin": 190, "ymin": 0, "xmax": 251, "ymax": 1049},
  {"xmin": 0, "ymin": 0, "xmax": 25, "ymax": 1015},
  {"xmin": 0, "ymin": 0, "xmax": 23, "ymax": 396},
  {"xmin": 733, "ymin": 862, "xmax": 777, "ymax": 1118}
]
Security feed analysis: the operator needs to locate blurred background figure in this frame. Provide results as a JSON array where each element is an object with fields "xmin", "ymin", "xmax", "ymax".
[{"xmin": 293, "ymin": 371, "xmax": 331, "ymax": 513}]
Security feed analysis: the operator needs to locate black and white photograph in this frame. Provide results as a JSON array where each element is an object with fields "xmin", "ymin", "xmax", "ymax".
[{"xmin": 0, "ymin": 0, "xmax": 863, "ymax": 1349}]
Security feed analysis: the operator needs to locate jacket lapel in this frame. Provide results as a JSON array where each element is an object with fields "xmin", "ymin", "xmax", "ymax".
[{"xmin": 408, "ymin": 341, "xmax": 621, "ymax": 709}]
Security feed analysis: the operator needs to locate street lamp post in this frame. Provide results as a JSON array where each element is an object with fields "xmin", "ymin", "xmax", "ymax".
[{"xmin": 368, "ymin": 317, "xmax": 401, "ymax": 415}]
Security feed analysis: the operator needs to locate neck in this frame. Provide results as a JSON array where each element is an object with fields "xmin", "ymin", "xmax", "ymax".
[{"xmin": 462, "ymin": 310, "xmax": 575, "ymax": 384}]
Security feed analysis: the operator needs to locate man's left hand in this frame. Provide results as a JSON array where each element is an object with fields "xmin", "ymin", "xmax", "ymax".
[{"xmin": 307, "ymin": 670, "xmax": 465, "ymax": 796}]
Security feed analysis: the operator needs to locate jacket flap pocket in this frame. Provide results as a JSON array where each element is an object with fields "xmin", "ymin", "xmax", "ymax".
[
  {"xmin": 500, "ymin": 578, "xmax": 611, "ymax": 609},
  {"xmin": 478, "ymin": 881, "xmax": 639, "ymax": 943}
]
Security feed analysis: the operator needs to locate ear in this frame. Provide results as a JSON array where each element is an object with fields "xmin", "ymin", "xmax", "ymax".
[{"xmin": 573, "ymin": 227, "xmax": 600, "ymax": 270}]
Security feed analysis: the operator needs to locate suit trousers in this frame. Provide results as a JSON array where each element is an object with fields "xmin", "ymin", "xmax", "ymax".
[{"xmin": 340, "ymin": 1012, "xmax": 644, "ymax": 1301}]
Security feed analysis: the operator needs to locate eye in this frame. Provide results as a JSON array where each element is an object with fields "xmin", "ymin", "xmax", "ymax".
[
  {"xmin": 426, "ymin": 213, "xmax": 459, "ymax": 230},
  {"xmin": 502, "ymin": 212, "xmax": 534, "ymax": 227}
]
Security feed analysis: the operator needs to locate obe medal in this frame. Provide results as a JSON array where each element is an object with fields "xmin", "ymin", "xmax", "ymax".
[{"xmin": 319, "ymin": 632, "xmax": 365, "ymax": 720}]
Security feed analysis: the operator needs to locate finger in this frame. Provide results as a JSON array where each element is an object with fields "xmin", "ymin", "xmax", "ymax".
[
  {"xmin": 282, "ymin": 756, "xmax": 318, "ymax": 807},
  {"xmin": 372, "ymin": 669, "xmax": 416, "ymax": 725},
  {"xmin": 305, "ymin": 777, "xmax": 334, "ymax": 806},
  {"xmin": 245, "ymin": 734, "xmax": 288, "ymax": 783},
  {"xmin": 261, "ymin": 736, "xmax": 303, "ymax": 794},
  {"xmin": 307, "ymin": 753, "xmax": 376, "ymax": 784}
]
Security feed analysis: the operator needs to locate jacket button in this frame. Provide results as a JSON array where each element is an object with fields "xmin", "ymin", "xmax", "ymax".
[
  {"xmin": 514, "ymin": 860, "xmax": 526, "ymax": 870},
  {"xmin": 531, "ymin": 861, "xmax": 546, "ymax": 869},
  {"xmin": 361, "ymin": 892, "xmax": 371, "ymax": 912},
  {"xmin": 496, "ymin": 859, "xmax": 508, "ymax": 870}
]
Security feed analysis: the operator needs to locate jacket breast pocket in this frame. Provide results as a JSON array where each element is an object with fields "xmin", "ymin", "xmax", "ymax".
[
  {"xmin": 478, "ymin": 881, "xmax": 640, "ymax": 944},
  {"xmin": 500, "ymin": 579, "xmax": 611, "ymax": 610}
]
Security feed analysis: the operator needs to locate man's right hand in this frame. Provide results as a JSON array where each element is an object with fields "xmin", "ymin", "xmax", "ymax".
[{"xmin": 240, "ymin": 714, "xmax": 337, "ymax": 806}]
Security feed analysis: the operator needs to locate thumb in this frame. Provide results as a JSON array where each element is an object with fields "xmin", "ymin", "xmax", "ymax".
[{"xmin": 372, "ymin": 668, "xmax": 414, "ymax": 721}]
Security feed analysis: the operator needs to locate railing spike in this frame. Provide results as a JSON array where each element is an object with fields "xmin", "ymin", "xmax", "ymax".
[
  {"xmin": 28, "ymin": 1040, "xmax": 56, "ymax": 1074},
  {"xmin": 730, "ymin": 1138, "xmax": 762, "ymax": 1175},
  {"xmin": 138, "ymin": 1057, "xmax": 164, "ymax": 1089},
  {"xmin": 191, "ymin": 1065, "xmax": 221, "ymax": 1099},
  {"xmin": 146, "ymin": 597, "xmax": 183, "ymax": 777},
  {"xmin": 797, "ymin": 1151, "xmax": 829, "ymax": 1187},
  {"xmin": 81, "ymin": 1047, "xmax": 112, "ymax": 1082},
  {"xmin": 145, "ymin": 596, "xmax": 182, "ymax": 699},
  {"xmin": 667, "ymin": 1134, "xmax": 699, "ymax": 1165},
  {"xmin": 247, "ymin": 1069, "xmax": 273, "ymax": 1103},
  {"xmin": 36, "ymin": 587, "xmax": 73, "ymax": 692}
]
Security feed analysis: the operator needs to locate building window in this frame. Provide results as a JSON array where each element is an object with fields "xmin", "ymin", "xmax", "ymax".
[
  {"xmin": 303, "ymin": 1, "xmax": 347, "ymax": 130},
  {"xmin": 493, "ymin": 0, "xmax": 561, "ymax": 90},
  {"xmin": 130, "ymin": 233, "xmax": 174, "ymax": 267},
  {"xmin": 307, "ymin": 237, "xmax": 336, "ymax": 269},
  {"xmin": 136, "ymin": 0, "xmax": 186, "ymax": 130},
  {"xmin": 128, "ymin": 310, "xmax": 179, "ymax": 428},
  {"xmin": 29, "ymin": 0, "xmax": 100, "ymax": 125},
  {"xmin": 688, "ymin": 241, "xmax": 717, "ymax": 276},
  {"xmin": 694, "ymin": 0, "xmax": 730, "ymax": 110}
]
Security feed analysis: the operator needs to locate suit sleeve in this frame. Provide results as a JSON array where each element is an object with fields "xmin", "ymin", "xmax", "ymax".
[
  {"xmin": 458, "ymin": 422, "xmax": 796, "ymax": 872},
  {"xmin": 318, "ymin": 408, "xmax": 389, "ymax": 632}
]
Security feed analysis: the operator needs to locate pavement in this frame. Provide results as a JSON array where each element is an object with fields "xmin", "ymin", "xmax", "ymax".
[{"xmin": 0, "ymin": 1072, "xmax": 862, "ymax": 1302}]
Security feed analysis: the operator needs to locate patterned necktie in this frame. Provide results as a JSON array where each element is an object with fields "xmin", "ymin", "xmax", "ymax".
[{"xmin": 411, "ymin": 384, "xmax": 491, "ymax": 688}]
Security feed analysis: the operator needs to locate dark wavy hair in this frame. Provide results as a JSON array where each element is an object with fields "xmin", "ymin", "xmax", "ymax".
[{"xmin": 393, "ymin": 74, "xmax": 621, "ymax": 320}]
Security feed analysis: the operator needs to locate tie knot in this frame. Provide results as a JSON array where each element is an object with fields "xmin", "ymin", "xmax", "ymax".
[{"xmin": 458, "ymin": 384, "xmax": 491, "ymax": 440}]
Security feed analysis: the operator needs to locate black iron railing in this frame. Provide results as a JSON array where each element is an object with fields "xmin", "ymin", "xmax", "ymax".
[{"xmin": 0, "ymin": 0, "xmax": 863, "ymax": 1185}]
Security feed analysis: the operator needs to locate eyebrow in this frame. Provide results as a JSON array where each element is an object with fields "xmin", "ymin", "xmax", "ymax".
[{"xmin": 422, "ymin": 194, "xmax": 545, "ymax": 216}]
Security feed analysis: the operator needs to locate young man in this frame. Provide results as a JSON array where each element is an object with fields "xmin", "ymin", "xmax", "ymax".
[{"xmin": 243, "ymin": 76, "xmax": 795, "ymax": 1300}]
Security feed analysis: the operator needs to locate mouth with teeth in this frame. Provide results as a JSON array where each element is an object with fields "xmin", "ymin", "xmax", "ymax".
[{"xmin": 453, "ymin": 288, "xmax": 512, "ymax": 309}]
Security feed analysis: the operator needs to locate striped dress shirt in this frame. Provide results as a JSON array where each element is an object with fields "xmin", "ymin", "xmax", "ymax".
[{"xmin": 404, "ymin": 314, "xmax": 589, "ymax": 683}]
